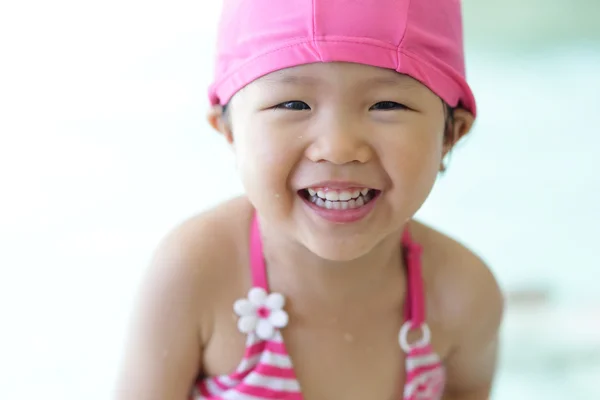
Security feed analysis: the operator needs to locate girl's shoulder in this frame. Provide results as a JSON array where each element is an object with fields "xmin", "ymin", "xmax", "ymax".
[
  {"xmin": 114, "ymin": 197, "xmax": 253, "ymax": 399},
  {"xmin": 161, "ymin": 195, "xmax": 254, "ymax": 270},
  {"xmin": 161, "ymin": 194, "xmax": 254, "ymax": 280},
  {"xmin": 409, "ymin": 220, "xmax": 504, "ymax": 394},
  {"xmin": 146, "ymin": 196, "xmax": 255, "ymax": 337},
  {"xmin": 408, "ymin": 219, "xmax": 504, "ymax": 341}
]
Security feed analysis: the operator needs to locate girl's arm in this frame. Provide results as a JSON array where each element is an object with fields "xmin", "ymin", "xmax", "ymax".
[
  {"xmin": 442, "ymin": 259, "xmax": 504, "ymax": 400},
  {"xmin": 114, "ymin": 226, "xmax": 208, "ymax": 400},
  {"xmin": 443, "ymin": 336, "xmax": 499, "ymax": 399}
]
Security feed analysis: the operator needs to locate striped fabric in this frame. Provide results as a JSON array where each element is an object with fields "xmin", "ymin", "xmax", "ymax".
[
  {"xmin": 404, "ymin": 346, "xmax": 445, "ymax": 399},
  {"xmin": 191, "ymin": 330, "xmax": 444, "ymax": 400},
  {"xmin": 191, "ymin": 331, "xmax": 302, "ymax": 399}
]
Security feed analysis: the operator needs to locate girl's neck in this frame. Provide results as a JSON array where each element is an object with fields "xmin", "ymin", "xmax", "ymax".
[{"xmin": 257, "ymin": 221, "xmax": 407, "ymax": 303}]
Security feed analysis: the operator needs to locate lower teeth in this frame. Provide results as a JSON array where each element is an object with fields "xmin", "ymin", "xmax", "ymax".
[{"xmin": 309, "ymin": 192, "xmax": 372, "ymax": 210}]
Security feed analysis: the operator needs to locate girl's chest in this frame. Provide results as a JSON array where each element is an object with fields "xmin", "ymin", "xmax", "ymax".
[
  {"xmin": 204, "ymin": 305, "xmax": 446, "ymax": 400},
  {"xmin": 282, "ymin": 317, "xmax": 408, "ymax": 400}
]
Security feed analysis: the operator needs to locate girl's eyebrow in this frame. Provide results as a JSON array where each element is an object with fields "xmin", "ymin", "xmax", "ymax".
[
  {"xmin": 262, "ymin": 74, "xmax": 321, "ymax": 86},
  {"xmin": 360, "ymin": 76, "xmax": 419, "ymax": 90},
  {"xmin": 262, "ymin": 73, "xmax": 419, "ymax": 91}
]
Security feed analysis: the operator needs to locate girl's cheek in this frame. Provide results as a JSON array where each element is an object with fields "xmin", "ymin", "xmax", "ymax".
[{"xmin": 236, "ymin": 130, "xmax": 299, "ymax": 194}]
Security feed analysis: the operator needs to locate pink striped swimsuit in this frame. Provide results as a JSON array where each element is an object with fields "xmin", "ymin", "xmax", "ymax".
[{"xmin": 191, "ymin": 215, "xmax": 445, "ymax": 400}]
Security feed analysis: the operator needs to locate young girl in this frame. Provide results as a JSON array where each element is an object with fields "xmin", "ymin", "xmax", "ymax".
[{"xmin": 116, "ymin": 0, "xmax": 503, "ymax": 399}]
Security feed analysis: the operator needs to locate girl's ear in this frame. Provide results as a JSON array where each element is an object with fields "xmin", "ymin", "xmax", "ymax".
[
  {"xmin": 443, "ymin": 107, "xmax": 475, "ymax": 156},
  {"xmin": 207, "ymin": 105, "xmax": 234, "ymax": 145}
]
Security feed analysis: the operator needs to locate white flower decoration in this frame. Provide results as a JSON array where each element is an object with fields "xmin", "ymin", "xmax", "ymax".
[{"xmin": 233, "ymin": 287, "xmax": 289, "ymax": 340}]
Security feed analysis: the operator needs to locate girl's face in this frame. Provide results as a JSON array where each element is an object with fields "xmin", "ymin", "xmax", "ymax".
[{"xmin": 211, "ymin": 62, "xmax": 472, "ymax": 261}]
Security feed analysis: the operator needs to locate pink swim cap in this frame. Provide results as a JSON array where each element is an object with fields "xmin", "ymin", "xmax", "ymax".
[{"xmin": 209, "ymin": 0, "xmax": 476, "ymax": 117}]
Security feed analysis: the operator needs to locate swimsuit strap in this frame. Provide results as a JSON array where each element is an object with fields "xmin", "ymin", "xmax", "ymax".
[
  {"xmin": 402, "ymin": 227, "xmax": 425, "ymax": 327},
  {"xmin": 249, "ymin": 213, "xmax": 269, "ymax": 290}
]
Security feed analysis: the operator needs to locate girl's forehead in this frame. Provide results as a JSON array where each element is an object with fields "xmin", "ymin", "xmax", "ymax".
[{"xmin": 250, "ymin": 62, "xmax": 424, "ymax": 91}]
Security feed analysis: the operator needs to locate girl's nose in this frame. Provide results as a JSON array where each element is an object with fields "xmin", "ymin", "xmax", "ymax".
[{"xmin": 304, "ymin": 114, "xmax": 373, "ymax": 165}]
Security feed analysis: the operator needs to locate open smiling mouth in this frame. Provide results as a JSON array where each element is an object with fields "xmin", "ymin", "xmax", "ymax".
[{"xmin": 298, "ymin": 187, "xmax": 381, "ymax": 210}]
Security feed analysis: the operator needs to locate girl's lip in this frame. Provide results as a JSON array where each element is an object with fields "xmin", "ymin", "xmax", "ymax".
[
  {"xmin": 299, "ymin": 190, "xmax": 380, "ymax": 224},
  {"xmin": 301, "ymin": 180, "xmax": 380, "ymax": 191}
]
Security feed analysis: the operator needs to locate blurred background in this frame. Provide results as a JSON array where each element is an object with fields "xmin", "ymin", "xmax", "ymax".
[{"xmin": 0, "ymin": 0, "xmax": 598, "ymax": 398}]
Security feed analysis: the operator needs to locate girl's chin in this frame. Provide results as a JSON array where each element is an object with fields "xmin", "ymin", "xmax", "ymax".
[{"xmin": 301, "ymin": 236, "xmax": 378, "ymax": 262}]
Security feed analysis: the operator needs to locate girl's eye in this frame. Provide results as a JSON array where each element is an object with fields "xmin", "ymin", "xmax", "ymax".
[
  {"xmin": 370, "ymin": 101, "xmax": 407, "ymax": 111},
  {"xmin": 273, "ymin": 101, "xmax": 311, "ymax": 111}
]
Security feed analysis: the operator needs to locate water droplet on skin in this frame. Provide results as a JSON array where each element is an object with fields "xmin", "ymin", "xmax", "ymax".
[
  {"xmin": 344, "ymin": 333, "xmax": 354, "ymax": 342},
  {"xmin": 274, "ymin": 193, "xmax": 280, "ymax": 199}
]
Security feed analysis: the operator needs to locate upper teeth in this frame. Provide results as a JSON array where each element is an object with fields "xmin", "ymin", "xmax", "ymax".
[{"xmin": 307, "ymin": 188, "xmax": 370, "ymax": 201}]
